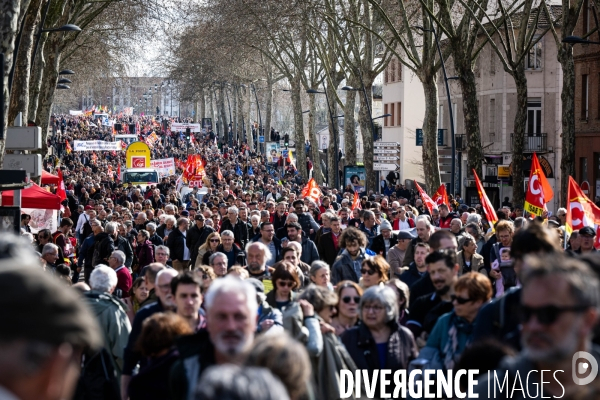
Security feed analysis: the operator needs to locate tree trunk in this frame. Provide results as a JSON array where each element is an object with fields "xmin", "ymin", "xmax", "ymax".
[
  {"xmin": 28, "ymin": 33, "xmax": 46, "ymax": 123},
  {"xmin": 457, "ymin": 62, "xmax": 484, "ymax": 179},
  {"xmin": 512, "ymin": 65, "xmax": 528, "ymax": 209},
  {"xmin": 421, "ymin": 76, "xmax": 441, "ymax": 193},
  {"xmin": 265, "ymin": 74, "xmax": 273, "ymax": 134},
  {"xmin": 9, "ymin": 0, "xmax": 42, "ymax": 125},
  {"xmin": 231, "ymin": 86, "xmax": 237, "ymax": 143},
  {"xmin": 208, "ymin": 87, "xmax": 215, "ymax": 133},
  {"xmin": 35, "ymin": 34, "xmax": 61, "ymax": 156},
  {"xmin": 325, "ymin": 82, "xmax": 340, "ymax": 188},
  {"xmin": 246, "ymin": 85, "xmax": 253, "ymax": 151},
  {"xmin": 558, "ymin": 47, "xmax": 576, "ymax": 206},
  {"xmin": 193, "ymin": 101, "xmax": 199, "ymax": 123},
  {"xmin": 218, "ymin": 84, "xmax": 227, "ymax": 142},
  {"xmin": 236, "ymin": 85, "xmax": 244, "ymax": 145},
  {"xmin": 199, "ymin": 88, "xmax": 206, "ymax": 120},
  {"xmin": 358, "ymin": 80, "xmax": 375, "ymax": 193},
  {"xmin": 308, "ymin": 92, "xmax": 324, "ymax": 184},
  {"xmin": 290, "ymin": 76, "xmax": 307, "ymax": 179},
  {"xmin": 343, "ymin": 85, "xmax": 357, "ymax": 166}
]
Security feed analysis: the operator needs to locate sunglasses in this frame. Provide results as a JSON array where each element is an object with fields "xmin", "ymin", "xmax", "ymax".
[
  {"xmin": 342, "ymin": 296, "xmax": 360, "ymax": 304},
  {"xmin": 360, "ymin": 269, "xmax": 376, "ymax": 276},
  {"xmin": 210, "ymin": 239, "xmax": 220, "ymax": 242},
  {"xmin": 519, "ymin": 305, "xmax": 589, "ymax": 325},
  {"xmin": 451, "ymin": 295, "xmax": 472, "ymax": 305},
  {"xmin": 277, "ymin": 280, "xmax": 295, "ymax": 288}
]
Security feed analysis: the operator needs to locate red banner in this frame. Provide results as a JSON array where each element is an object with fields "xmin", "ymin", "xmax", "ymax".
[
  {"xmin": 351, "ymin": 191, "xmax": 361, "ymax": 211},
  {"xmin": 566, "ymin": 177, "xmax": 600, "ymax": 249},
  {"xmin": 301, "ymin": 178, "xmax": 322, "ymax": 205},
  {"xmin": 432, "ymin": 184, "xmax": 449, "ymax": 207},
  {"xmin": 414, "ymin": 180, "xmax": 437, "ymax": 215},
  {"xmin": 473, "ymin": 169, "xmax": 498, "ymax": 227},
  {"xmin": 524, "ymin": 153, "xmax": 554, "ymax": 216}
]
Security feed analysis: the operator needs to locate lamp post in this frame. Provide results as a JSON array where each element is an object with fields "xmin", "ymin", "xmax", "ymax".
[
  {"xmin": 416, "ymin": 20, "xmax": 458, "ymax": 197},
  {"xmin": 307, "ymin": 87, "xmax": 339, "ymax": 189}
]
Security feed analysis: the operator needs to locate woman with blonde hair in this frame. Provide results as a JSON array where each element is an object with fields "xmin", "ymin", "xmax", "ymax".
[{"xmin": 195, "ymin": 232, "xmax": 221, "ymax": 268}]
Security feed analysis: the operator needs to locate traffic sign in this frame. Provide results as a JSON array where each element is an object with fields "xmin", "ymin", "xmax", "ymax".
[
  {"xmin": 374, "ymin": 141, "xmax": 400, "ymax": 147},
  {"xmin": 374, "ymin": 156, "xmax": 399, "ymax": 161},
  {"xmin": 259, "ymin": 136, "xmax": 265, "ymax": 143},
  {"xmin": 373, "ymin": 163, "xmax": 399, "ymax": 171},
  {"xmin": 373, "ymin": 149, "xmax": 398, "ymax": 154}
]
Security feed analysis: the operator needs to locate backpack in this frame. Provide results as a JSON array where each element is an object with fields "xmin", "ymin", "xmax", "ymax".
[{"xmin": 73, "ymin": 347, "xmax": 120, "ymax": 400}]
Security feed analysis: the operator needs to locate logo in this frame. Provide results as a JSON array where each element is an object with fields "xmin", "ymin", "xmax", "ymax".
[
  {"xmin": 572, "ymin": 351, "xmax": 598, "ymax": 385},
  {"xmin": 132, "ymin": 157, "xmax": 146, "ymax": 168}
]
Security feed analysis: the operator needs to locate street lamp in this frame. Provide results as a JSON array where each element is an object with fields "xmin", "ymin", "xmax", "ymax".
[
  {"xmin": 307, "ymin": 87, "xmax": 340, "ymax": 189},
  {"xmin": 58, "ymin": 69, "xmax": 75, "ymax": 75},
  {"xmin": 415, "ymin": 21, "xmax": 458, "ymax": 197},
  {"xmin": 562, "ymin": 35, "xmax": 600, "ymax": 45}
]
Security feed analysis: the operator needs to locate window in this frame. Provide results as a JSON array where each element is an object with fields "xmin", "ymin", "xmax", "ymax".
[
  {"xmin": 390, "ymin": 59, "xmax": 395, "ymax": 82},
  {"xmin": 396, "ymin": 102, "xmax": 402, "ymax": 126},
  {"xmin": 384, "ymin": 68, "xmax": 389, "ymax": 84},
  {"xmin": 397, "ymin": 60, "xmax": 402, "ymax": 81},
  {"xmin": 438, "ymin": 105, "xmax": 444, "ymax": 129},
  {"xmin": 390, "ymin": 102, "xmax": 395, "ymax": 126},
  {"xmin": 490, "ymin": 48, "xmax": 496, "ymax": 75},
  {"xmin": 489, "ymin": 99, "xmax": 496, "ymax": 134},
  {"xmin": 526, "ymin": 36, "xmax": 543, "ymax": 70},
  {"xmin": 384, "ymin": 104, "xmax": 388, "ymax": 126},
  {"xmin": 527, "ymin": 99, "xmax": 542, "ymax": 134},
  {"xmin": 583, "ymin": 0, "xmax": 590, "ymax": 34},
  {"xmin": 582, "ymin": 74, "xmax": 589, "ymax": 120}
]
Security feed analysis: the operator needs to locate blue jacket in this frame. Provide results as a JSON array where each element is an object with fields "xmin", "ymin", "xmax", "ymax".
[{"xmin": 78, "ymin": 234, "xmax": 96, "ymax": 269}]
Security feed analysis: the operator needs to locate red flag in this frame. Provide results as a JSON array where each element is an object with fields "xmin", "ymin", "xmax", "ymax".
[
  {"xmin": 117, "ymin": 165, "xmax": 121, "ymax": 182},
  {"xmin": 351, "ymin": 191, "xmax": 361, "ymax": 211},
  {"xmin": 432, "ymin": 184, "xmax": 449, "ymax": 207},
  {"xmin": 566, "ymin": 177, "xmax": 600, "ymax": 249},
  {"xmin": 301, "ymin": 178, "xmax": 322, "ymax": 205},
  {"xmin": 473, "ymin": 169, "xmax": 498, "ymax": 227},
  {"xmin": 217, "ymin": 166, "xmax": 224, "ymax": 181},
  {"xmin": 524, "ymin": 153, "xmax": 554, "ymax": 217},
  {"xmin": 65, "ymin": 140, "xmax": 72, "ymax": 154},
  {"xmin": 56, "ymin": 169, "xmax": 67, "ymax": 202},
  {"xmin": 414, "ymin": 180, "xmax": 437, "ymax": 215}
]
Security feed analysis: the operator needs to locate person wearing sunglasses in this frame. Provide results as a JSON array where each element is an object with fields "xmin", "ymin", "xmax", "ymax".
[
  {"xmin": 332, "ymin": 281, "xmax": 363, "ymax": 336},
  {"xmin": 195, "ymin": 232, "xmax": 221, "ymax": 268},
  {"xmin": 417, "ymin": 272, "xmax": 492, "ymax": 371},
  {"xmin": 266, "ymin": 261, "xmax": 300, "ymax": 312},
  {"xmin": 360, "ymin": 256, "xmax": 390, "ymax": 290}
]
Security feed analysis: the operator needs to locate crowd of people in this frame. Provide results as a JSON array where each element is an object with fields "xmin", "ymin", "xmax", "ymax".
[{"xmin": 2, "ymin": 112, "xmax": 600, "ymax": 400}]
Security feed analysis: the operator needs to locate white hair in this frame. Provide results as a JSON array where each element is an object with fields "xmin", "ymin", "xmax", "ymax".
[
  {"xmin": 286, "ymin": 213, "xmax": 298, "ymax": 222},
  {"xmin": 42, "ymin": 243, "xmax": 59, "ymax": 256},
  {"xmin": 205, "ymin": 276, "xmax": 258, "ymax": 316},
  {"xmin": 466, "ymin": 213, "xmax": 482, "ymax": 225},
  {"xmin": 228, "ymin": 206, "xmax": 239, "ymax": 215},
  {"xmin": 250, "ymin": 215, "xmax": 260, "ymax": 224},
  {"xmin": 156, "ymin": 268, "xmax": 178, "ymax": 282},
  {"xmin": 221, "ymin": 230, "xmax": 234, "ymax": 238},
  {"xmin": 147, "ymin": 222, "xmax": 157, "ymax": 231},
  {"xmin": 90, "ymin": 265, "xmax": 118, "ymax": 293},
  {"xmin": 557, "ymin": 207, "xmax": 567, "ymax": 215},
  {"xmin": 111, "ymin": 250, "xmax": 125, "ymax": 265},
  {"xmin": 244, "ymin": 241, "xmax": 273, "ymax": 263},
  {"xmin": 105, "ymin": 221, "xmax": 118, "ymax": 235},
  {"xmin": 164, "ymin": 215, "xmax": 177, "ymax": 225},
  {"xmin": 286, "ymin": 241, "xmax": 302, "ymax": 256}
]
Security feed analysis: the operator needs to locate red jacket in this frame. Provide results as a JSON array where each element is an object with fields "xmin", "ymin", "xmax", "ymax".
[{"xmin": 392, "ymin": 218, "xmax": 415, "ymax": 230}]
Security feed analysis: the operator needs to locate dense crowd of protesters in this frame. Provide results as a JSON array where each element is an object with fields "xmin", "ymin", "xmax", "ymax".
[{"xmin": 2, "ymin": 112, "xmax": 600, "ymax": 400}]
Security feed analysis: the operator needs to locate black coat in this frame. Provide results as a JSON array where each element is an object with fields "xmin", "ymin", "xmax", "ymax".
[
  {"xmin": 317, "ymin": 232, "xmax": 341, "ymax": 267},
  {"xmin": 399, "ymin": 262, "xmax": 426, "ymax": 289},
  {"xmin": 369, "ymin": 233, "xmax": 398, "ymax": 258},
  {"xmin": 91, "ymin": 232, "xmax": 115, "ymax": 267},
  {"xmin": 166, "ymin": 228, "xmax": 187, "ymax": 262},
  {"xmin": 219, "ymin": 217, "xmax": 250, "ymax": 248},
  {"xmin": 187, "ymin": 225, "xmax": 214, "ymax": 265}
]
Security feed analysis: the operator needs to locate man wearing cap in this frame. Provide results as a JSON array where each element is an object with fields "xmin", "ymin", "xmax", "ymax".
[
  {"xmin": 369, "ymin": 219, "xmax": 398, "ymax": 258},
  {"xmin": 187, "ymin": 214, "xmax": 215, "ymax": 266},
  {"xmin": 387, "ymin": 231, "xmax": 415, "ymax": 277},
  {"xmin": 576, "ymin": 226, "xmax": 597, "ymax": 254},
  {"xmin": 0, "ymin": 251, "xmax": 102, "ymax": 400}
]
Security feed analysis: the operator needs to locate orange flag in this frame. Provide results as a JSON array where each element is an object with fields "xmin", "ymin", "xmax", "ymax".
[
  {"xmin": 351, "ymin": 191, "xmax": 361, "ymax": 211},
  {"xmin": 432, "ymin": 184, "xmax": 449, "ymax": 207},
  {"xmin": 473, "ymin": 169, "xmax": 498, "ymax": 227},
  {"xmin": 414, "ymin": 180, "xmax": 437, "ymax": 215},
  {"xmin": 56, "ymin": 169, "xmax": 67, "ymax": 202},
  {"xmin": 217, "ymin": 166, "xmax": 224, "ymax": 181},
  {"xmin": 524, "ymin": 153, "xmax": 554, "ymax": 217},
  {"xmin": 301, "ymin": 178, "xmax": 322, "ymax": 205},
  {"xmin": 566, "ymin": 177, "xmax": 600, "ymax": 247},
  {"xmin": 65, "ymin": 140, "xmax": 72, "ymax": 155}
]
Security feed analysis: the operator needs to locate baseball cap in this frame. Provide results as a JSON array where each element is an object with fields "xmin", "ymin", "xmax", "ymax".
[
  {"xmin": 194, "ymin": 214, "xmax": 205, "ymax": 221},
  {"xmin": 579, "ymin": 226, "xmax": 596, "ymax": 237},
  {"xmin": 180, "ymin": 210, "xmax": 189, "ymax": 217},
  {"xmin": 84, "ymin": 205, "xmax": 93, "ymax": 211}
]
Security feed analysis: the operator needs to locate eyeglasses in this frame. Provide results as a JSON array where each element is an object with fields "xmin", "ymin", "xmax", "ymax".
[
  {"xmin": 519, "ymin": 305, "xmax": 589, "ymax": 325},
  {"xmin": 360, "ymin": 269, "xmax": 376, "ymax": 276},
  {"xmin": 342, "ymin": 296, "xmax": 360, "ymax": 304},
  {"xmin": 277, "ymin": 280, "xmax": 295, "ymax": 288},
  {"xmin": 451, "ymin": 294, "xmax": 472, "ymax": 305},
  {"xmin": 210, "ymin": 239, "xmax": 220, "ymax": 242},
  {"xmin": 363, "ymin": 304, "xmax": 384, "ymax": 312}
]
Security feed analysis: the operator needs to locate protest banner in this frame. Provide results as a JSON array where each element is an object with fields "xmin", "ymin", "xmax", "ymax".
[
  {"xmin": 171, "ymin": 123, "xmax": 201, "ymax": 132},
  {"xmin": 73, "ymin": 141, "xmax": 122, "ymax": 151},
  {"xmin": 150, "ymin": 158, "xmax": 176, "ymax": 177}
]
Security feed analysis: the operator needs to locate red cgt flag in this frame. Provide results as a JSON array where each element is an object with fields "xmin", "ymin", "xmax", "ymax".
[
  {"xmin": 351, "ymin": 191, "xmax": 361, "ymax": 211},
  {"xmin": 56, "ymin": 169, "xmax": 67, "ymax": 202},
  {"xmin": 117, "ymin": 165, "xmax": 121, "ymax": 182},
  {"xmin": 414, "ymin": 180, "xmax": 437, "ymax": 215},
  {"xmin": 301, "ymin": 178, "xmax": 322, "ymax": 205},
  {"xmin": 524, "ymin": 153, "xmax": 554, "ymax": 217},
  {"xmin": 217, "ymin": 166, "xmax": 224, "ymax": 181},
  {"xmin": 566, "ymin": 177, "xmax": 600, "ymax": 249},
  {"xmin": 432, "ymin": 184, "xmax": 449, "ymax": 207},
  {"xmin": 473, "ymin": 169, "xmax": 498, "ymax": 227}
]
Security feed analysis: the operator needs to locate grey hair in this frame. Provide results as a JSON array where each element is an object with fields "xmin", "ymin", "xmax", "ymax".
[
  {"xmin": 415, "ymin": 215, "xmax": 431, "ymax": 228},
  {"xmin": 105, "ymin": 221, "xmax": 118, "ymax": 235},
  {"xmin": 41, "ymin": 243, "xmax": 59, "ymax": 257},
  {"xmin": 194, "ymin": 365, "xmax": 289, "ymax": 400},
  {"xmin": 514, "ymin": 217, "xmax": 528, "ymax": 229},
  {"xmin": 209, "ymin": 252, "xmax": 228, "ymax": 265},
  {"xmin": 451, "ymin": 218, "xmax": 462, "ymax": 227},
  {"xmin": 110, "ymin": 250, "xmax": 125, "ymax": 265},
  {"xmin": 204, "ymin": 276, "xmax": 258, "ymax": 316},
  {"xmin": 466, "ymin": 213, "xmax": 482, "ymax": 225},
  {"xmin": 165, "ymin": 204, "xmax": 175, "ymax": 211},
  {"xmin": 465, "ymin": 222, "xmax": 482, "ymax": 238},
  {"xmin": 286, "ymin": 213, "xmax": 298, "ymax": 222},
  {"xmin": 245, "ymin": 241, "xmax": 273, "ymax": 265},
  {"xmin": 309, "ymin": 261, "xmax": 330, "ymax": 277},
  {"xmin": 164, "ymin": 215, "xmax": 177, "ymax": 225},
  {"xmin": 155, "ymin": 245, "xmax": 170, "ymax": 256},
  {"xmin": 227, "ymin": 206, "xmax": 239, "ymax": 215},
  {"xmin": 359, "ymin": 285, "xmax": 399, "ymax": 324},
  {"xmin": 286, "ymin": 241, "xmax": 302, "ymax": 256},
  {"xmin": 251, "ymin": 215, "xmax": 261, "ymax": 224},
  {"xmin": 146, "ymin": 222, "xmax": 157, "ymax": 231},
  {"xmin": 362, "ymin": 210, "xmax": 375, "ymax": 220},
  {"xmin": 221, "ymin": 230, "xmax": 234, "ymax": 238},
  {"xmin": 89, "ymin": 265, "xmax": 118, "ymax": 293},
  {"xmin": 260, "ymin": 210, "xmax": 270, "ymax": 218},
  {"xmin": 297, "ymin": 284, "xmax": 337, "ymax": 313}
]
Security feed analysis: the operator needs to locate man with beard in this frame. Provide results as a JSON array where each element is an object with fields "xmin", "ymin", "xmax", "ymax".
[
  {"xmin": 406, "ymin": 250, "xmax": 459, "ymax": 341},
  {"xmin": 471, "ymin": 254, "xmax": 600, "ymax": 399},
  {"xmin": 121, "ymin": 268, "xmax": 178, "ymax": 400},
  {"xmin": 270, "ymin": 202, "xmax": 288, "ymax": 232},
  {"xmin": 244, "ymin": 242, "xmax": 272, "ymax": 281},
  {"xmin": 170, "ymin": 276, "xmax": 258, "ymax": 400},
  {"xmin": 331, "ymin": 227, "xmax": 369, "ymax": 284},
  {"xmin": 402, "ymin": 217, "xmax": 433, "ymax": 267}
]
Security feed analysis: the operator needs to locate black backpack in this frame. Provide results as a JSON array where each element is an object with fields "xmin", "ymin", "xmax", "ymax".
[{"xmin": 73, "ymin": 347, "xmax": 120, "ymax": 400}]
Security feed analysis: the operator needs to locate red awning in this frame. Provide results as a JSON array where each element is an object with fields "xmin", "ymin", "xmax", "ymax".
[
  {"xmin": 2, "ymin": 183, "xmax": 62, "ymax": 210},
  {"xmin": 41, "ymin": 170, "xmax": 59, "ymax": 185}
]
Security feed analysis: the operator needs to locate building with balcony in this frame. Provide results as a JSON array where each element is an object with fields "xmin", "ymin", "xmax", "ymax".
[
  {"xmin": 573, "ymin": 0, "xmax": 600, "ymax": 200},
  {"xmin": 381, "ymin": 57, "xmax": 425, "ymax": 185},
  {"xmin": 438, "ymin": 7, "xmax": 563, "ymax": 210}
]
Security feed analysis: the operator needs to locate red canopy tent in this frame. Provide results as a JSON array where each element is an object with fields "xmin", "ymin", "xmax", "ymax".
[
  {"xmin": 2, "ymin": 183, "xmax": 62, "ymax": 210},
  {"xmin": 41, "ymin": 170, "xmax": 59, "ymax": 185}
]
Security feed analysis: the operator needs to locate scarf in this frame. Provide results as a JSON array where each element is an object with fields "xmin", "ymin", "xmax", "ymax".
[{"xmin": 442, "ymin": 313, "xmax": 474, "ymax": 370}]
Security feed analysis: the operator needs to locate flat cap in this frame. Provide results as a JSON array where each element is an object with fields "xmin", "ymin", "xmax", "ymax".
[
  {"xmin": 397, "ymin": 231, "xmax": 415, "ymax": 240},
  {"xmin": 579, "ymin": 226, "xmax": 596, "ymax": 237}
]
